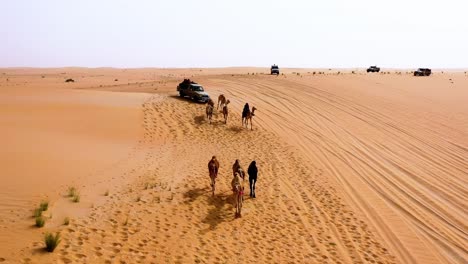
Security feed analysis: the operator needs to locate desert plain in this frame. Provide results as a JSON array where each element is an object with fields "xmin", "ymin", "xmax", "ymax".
[{"xmin": 0, "ymin": 68, "xmax": 466, "ymax": 263}]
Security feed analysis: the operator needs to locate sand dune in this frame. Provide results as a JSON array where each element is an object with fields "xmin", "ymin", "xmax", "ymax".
[{"xmin": 0, "ymin": 68, "xmax": 466, "ymax": 263}]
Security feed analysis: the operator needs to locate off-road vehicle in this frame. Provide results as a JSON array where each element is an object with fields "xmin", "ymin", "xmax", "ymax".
[
  {"xmin": 414, "ymin": 68, "xmax": 432, "ymax": 76},
  {"xmin": 177, "ymin": 79, "xmax": 210, "ymax": 103},
  {"xmin": 271, "ymin": 65, "xmax": 280, "ymax": 75},
  {"xmin": 367, "ymin": 66, "xmax": 380, "ymax": 73}
]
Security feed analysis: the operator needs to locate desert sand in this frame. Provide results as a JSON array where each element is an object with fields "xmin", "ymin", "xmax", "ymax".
[{"xmin": 0, "ymin": 68, "xmax": 466, "ymax": 263}]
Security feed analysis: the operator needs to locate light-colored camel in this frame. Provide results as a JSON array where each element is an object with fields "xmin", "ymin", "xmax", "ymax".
[
  {"xmin": 222, "ymin": 100, "xmax": 230, "ymax": 124},
  {"xmin": 208, "ymin": 156, "xmax": 220, "ymax": 196},
  {"xmin": 217, "ymin": 94, "xmax": 226, "ymax": 110},
  {"xmin": 206, "ymin": 104, "xmax": 214, "ymax": 124},
  {"xmin": 231, "ymin": 172, "xmax": 244, "ymax": 218},
  {"xmin": 244, "ymin": 107, "xmax": 257, "ymax": 130}
]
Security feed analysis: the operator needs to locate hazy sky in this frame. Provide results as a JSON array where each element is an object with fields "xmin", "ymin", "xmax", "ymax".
[{"xmin": 2, "ymin": 0, "xmax": 467, "ymax": 68}]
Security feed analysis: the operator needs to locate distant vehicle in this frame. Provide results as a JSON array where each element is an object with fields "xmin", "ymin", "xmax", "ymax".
[
  {"xmin": 367, "ymin": 66, "xmax": 380, "ymax": 73},
  {"xmin": 177, "ymin": 79, "xmax": 210, "ymax": 103},
  {"xmin": 271, "ymin": 65, "xmax": 280, "ymax": 75},
  {"xmin": 414, "ymin": 68, "xmax": 432, "ymax": 76}
]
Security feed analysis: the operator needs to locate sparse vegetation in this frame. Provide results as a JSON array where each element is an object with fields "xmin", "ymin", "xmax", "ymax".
[
  {"xmin": 33, "ymin": 208, "xmax": 43, "ymax": 218},
  {"xmin": 44, "ymin": 232, "xmax": 61, "ymax": 252},
  {"xmin": 114, "ymin": 79, "xmax": 118, "ymax": 81},
  {"xmin": 35, "ymin": 216, "xmax": 45, "ymax": 227},
  {"xmin": 63, "ymin": 217, "xmax": 70, "ymax": 225},
  {"xmin": 144, "ymin": 183, "xmax": 149, "ymax": 190},
  {"xmin": 65, "ymin": 78, "xmax": 74, "ymax": 83},
  {"xmin": 352, "ymin": 71, "xmax": 355, "ymax": 74},
  {"xmin": 136, "ymin": 196, "xmax": 141, "ymax": 202},
  {"xmin": 104, "ymin": 190, "xmax": 109, "ymax": 196},
  {"xmin": 67, "ymin": 187, "xmax": 77, "ymax": 197},
  {"xmin": 72, "ymin": 193, "xmax": 80, "ymax": 203},
  {"xmin": 40, "ymin": 201, "xmax": 49, "ymax": 211},
  {"xmin": 123, "ymin": 217, "xmax": 129, "ymax": 226}
]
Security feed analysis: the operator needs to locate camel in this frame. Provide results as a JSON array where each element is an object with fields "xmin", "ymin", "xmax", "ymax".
[
  {"xmin": 217, "ymin": 94, "xmax": 226, "ymax": 110},
  {"xmin": 206, "ymin": 104, "xmax": 214, "ymax": 124},
  {"xmin": 231, "ymin": 172, "xmax": 244, "ymax": 218},
  {"xmin": 243, "ymin": 107, "xmax": 257, "ymax": 130},
  {"xmin": 232, "ymin": 159, "xmax": 245, "ymax": 179},
  {"xmin": 208, "ymin": 156, "xmax": 220, "ymax": 196},
  {"xmin": 207, "ymin": 98, "xmax": 215, "ymax": 107},
  {"xmin": 222, "ymin": 100, "xmax": 230, "ymax": 124}
]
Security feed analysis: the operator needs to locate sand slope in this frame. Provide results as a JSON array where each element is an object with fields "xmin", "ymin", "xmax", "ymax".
[{"xmin": 0, "ymin": 68, "xmax": 466, "ymax": 263}]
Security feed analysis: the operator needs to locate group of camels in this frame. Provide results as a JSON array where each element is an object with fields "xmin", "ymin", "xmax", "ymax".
[
  {"xmin": 205, "ymin": 94, "xmax": 257, "ymax": 130},
  {"xmin": 208, "ymin": 156, "xmax": 247, "ymax": 218}
]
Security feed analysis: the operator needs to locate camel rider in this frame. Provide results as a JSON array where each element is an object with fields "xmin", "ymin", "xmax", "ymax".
[{"xmin": 242, "ymin": 103, "xmax": 250, "ymax": 119}]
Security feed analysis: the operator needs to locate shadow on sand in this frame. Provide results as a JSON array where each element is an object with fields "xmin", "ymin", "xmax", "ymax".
[
  {"xmin": 169, "ymin": 95, "xmax": 207, "ymax": 105},
  {"xmin": 183, "ymin": 187, "xmax": 234, "ymax": 232}
]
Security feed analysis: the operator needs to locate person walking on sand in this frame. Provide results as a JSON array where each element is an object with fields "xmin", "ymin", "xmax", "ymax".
[
  {"xmin": 242, "ymin": 103, "xmax": 250, "ymax": 125},
  {"xmin": 248, "ymin": 160, "xmax": 258, "ymax": 198}
]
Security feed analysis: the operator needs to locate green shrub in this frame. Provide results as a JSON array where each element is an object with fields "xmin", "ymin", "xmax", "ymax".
[
  {"xmin": 40, "ymin": 201, "xmax": 49, "ymax": 211},
  {"xmin": 44, "ymin": 232, "xmax": 61, "ymax": 252},
  {"xmin": 35, "ymin": 216, "xmax": 45, "ymax": 227},
  {"xmin": 33, "ymin": 208, "xmax": 43, "ymax": 218}
]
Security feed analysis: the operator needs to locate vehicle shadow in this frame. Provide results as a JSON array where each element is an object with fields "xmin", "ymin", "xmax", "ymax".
[{"xmin": 169, "ymin": 95, "xmax": 207, "ymax": 104}]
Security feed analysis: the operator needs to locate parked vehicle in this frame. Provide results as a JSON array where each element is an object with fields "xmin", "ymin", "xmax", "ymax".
[
  {"xmin": 177, "ymin": 79, "xmax": 210, "ymax": 103},
  {"xmin": 271, "ymin": 65, "xmax": 280, "ymax": 75},
  {"xmin": 414, "ymin": 68, "xmax": 432, "ymax": 76},
  {"xmin": 367, "ymin": 66, "xmax": 380, "ymax": 73}
]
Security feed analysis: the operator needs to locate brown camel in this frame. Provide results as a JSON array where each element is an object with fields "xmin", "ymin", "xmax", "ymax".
[
  {"xmin": 222, "ymin": 100, "xmax": 230, "ymax": 124},
  {"xmin": 232, "ymin": 159, "xmax": 245, "ymax": 179},
  {"xmin": 207, "ymin": 98, "xmax": 215, "ymax": 107},
  {"xmin": 208, "ymin": 156, "xmax": 220, "ymax": 196},
  {"xmin": 244, "ymin": 107, "xmax": 257, "ymax": 130},
  {"xmin": 206, "ymin": 104, "xmax": 214, "ymax": 124},
  {"xmin": 217, "ymin": 94, "xmax": 226, "ymax": 110}
]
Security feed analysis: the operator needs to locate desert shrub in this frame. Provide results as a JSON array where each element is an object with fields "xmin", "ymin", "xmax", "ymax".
[
  {"xmin": 35, "ymin": 216, "xmax": 45, "ymax": 227},
  {"xmin": 63, "ymin": 217, "xmax": 70, "ymax": 225},
  {"xmin": 114, "ymin": 79, "xmax": 118, "ymax": 81},
  {"xmin": 44, "ymin": 232, "xmax": 61, "ymax": 252},
  {"xmin": 352, "ymin": 71, "xmax": 355, "ymax": 74},
  {"xmin": 72, "ymin": 193, "xmax": 80, "ymax": 203},
  {"xmin": 67, "ymin": 187, "xmax": 77, "ymax": 197},
  {"xmin": 313, "ymin": 72, "xmax": 316, "ymax": 75},
  {"xmin": 104, "ymin": 190, "xmax": 109, "ymax": 196},
  {"xmin": 33, "ymin": 208, "xmax": 43, "ymax": 218},
  {"xmin": 40, "ymin": 201, "xmax": 49, "ymax": 211},
  {"xmin": 65, "ymin": 78, "xmax": 74, "ymax": 83}
]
